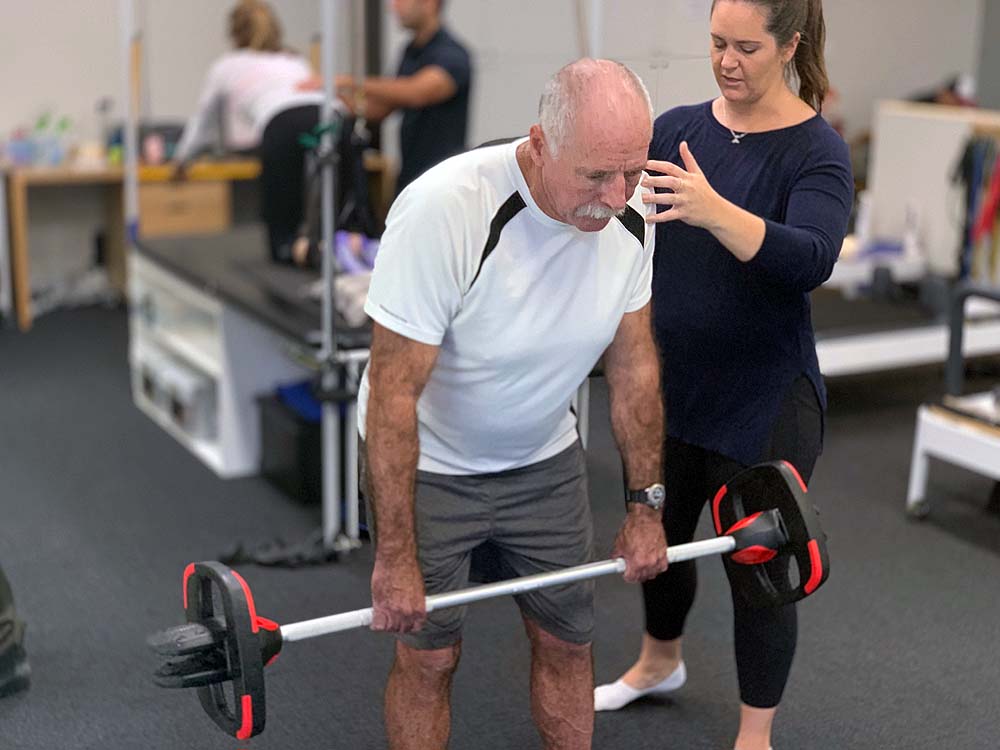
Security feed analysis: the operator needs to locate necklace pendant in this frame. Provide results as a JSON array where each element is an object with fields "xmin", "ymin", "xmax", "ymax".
[{"xmin": 731, "ymin": 135, "xmax": 741, "ymax": 144}]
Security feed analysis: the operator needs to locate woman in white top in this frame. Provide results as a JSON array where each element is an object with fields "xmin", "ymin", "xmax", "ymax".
[{"xmin": 173, "ymin": 0, "xmax": 326, "ymax": 262}]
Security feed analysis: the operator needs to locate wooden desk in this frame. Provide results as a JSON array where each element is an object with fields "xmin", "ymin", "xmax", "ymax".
[{"xmin": 4, "ymin": 159, "xmax": 260, "ymax": 331}]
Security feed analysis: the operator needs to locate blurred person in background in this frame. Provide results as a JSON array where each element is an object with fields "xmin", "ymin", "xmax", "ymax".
[
  {"xmin": 301, "ymin": 0, "xmax": 472, "ymax": 199},
  {"xmin": 172, "ymin": 0, "xmax": 334, "ymax": 263}
]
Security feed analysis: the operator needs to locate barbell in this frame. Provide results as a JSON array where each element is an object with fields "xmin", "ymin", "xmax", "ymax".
[{"xmin": 148, "ymin": 460, "xmax": 828, "ymax": 739}]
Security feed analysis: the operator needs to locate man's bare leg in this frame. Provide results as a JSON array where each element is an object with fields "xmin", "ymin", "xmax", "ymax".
[
  {"xmin": 385, "ymin": 640, "xmax": 462, "ymax": 750},
  {"xmin": 524, "ymin": 618, "xmax": 594, "ymax": 750}
]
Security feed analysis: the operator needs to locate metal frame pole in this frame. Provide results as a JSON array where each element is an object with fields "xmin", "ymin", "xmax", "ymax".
[
  {"xmin": 120, "ymin": 0, "xmax": 140, "ymax": 245},
  {"xmin": 345, "ymin": 359, "xmax": 361, "ymax": 540},
  {"xmin": 588, "ymin": 0, "xmax": 603, "ymax": 59},
  {"xmin": 0, "ymin": 177, "xmax": 12, "ymax": 325},
  {"xmin": 320, "ymin": 0, "xmax": 343, "ymax": 548}
]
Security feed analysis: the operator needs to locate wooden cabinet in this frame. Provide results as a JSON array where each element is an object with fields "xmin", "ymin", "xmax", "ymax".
[{"xmin": 138, "ymin": 181, "xmax": 231, "ymax": 239}]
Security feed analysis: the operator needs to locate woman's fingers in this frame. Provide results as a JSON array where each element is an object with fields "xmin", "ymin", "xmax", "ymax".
[
  {"xmin": 645, "ymin": 159, "xmax": 687, "ymax": 178},
  {"xmin": 642, "ymin": 190, "xmax": 679, "ymax": 206},
  {"xmin": 679, "ymin": 141, "xmax": 704, "ymax": 175},
  {"xmin": 641, "ymin": 153, "xmax": 715, "ymax": 227},
  {"xmin": 645, "ymin": 209, "xmax": 683, "ymax": 224},
  {"xmin": 642, "ymin": 174, "xmax": 682, "ymax": 191}
]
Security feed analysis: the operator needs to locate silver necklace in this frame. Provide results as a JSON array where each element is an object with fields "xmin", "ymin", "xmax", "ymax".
[
  {"xmin": 722, "ymin": 100, "xmax": 749, "ymax": 144},
  {"xmin": 728, "ymin": 127, "xmax": 748, "ymax": 144}
]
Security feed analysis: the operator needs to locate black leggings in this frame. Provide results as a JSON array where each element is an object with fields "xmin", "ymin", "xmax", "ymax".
[
  {"xmin": 641, "ymin": 375, "xmax": 823, "ymax": 708},
  {"xmin": 259, "ymin": 105, "xmax": 320, "ymax": 263}
]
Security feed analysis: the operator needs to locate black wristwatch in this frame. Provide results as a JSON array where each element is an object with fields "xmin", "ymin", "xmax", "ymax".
[{"xmin": 626, "ymin": 483, "xmax": 666, "ymax": 511}]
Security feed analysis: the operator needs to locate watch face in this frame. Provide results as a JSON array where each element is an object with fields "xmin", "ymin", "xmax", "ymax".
[{"xmin": 649, "ymin": 485, "xmax": 666, "ymax": 504}]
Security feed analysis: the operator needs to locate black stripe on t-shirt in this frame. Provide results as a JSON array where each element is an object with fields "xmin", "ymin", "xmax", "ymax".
[
  {"xmin": 615, "ymin": 205, "xmax": 645, "ymax": 249},
  {"xmin": 469, "ymin": 191, "xmax": 527, "ymax": 290}
]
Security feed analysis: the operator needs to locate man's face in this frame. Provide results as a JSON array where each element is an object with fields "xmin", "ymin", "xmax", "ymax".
[
  {"xmin": 539, "ymin": 111, "xmax": 651, "ymax": 233},
  {"xmin": 391, "ymin": 0, "xmax": 433, "ymax": 30}
]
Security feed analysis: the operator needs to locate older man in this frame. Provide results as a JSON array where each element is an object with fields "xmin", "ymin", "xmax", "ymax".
[{"xmin": 358, "ymin": 59, "xmax": 667, "ymax": 750}]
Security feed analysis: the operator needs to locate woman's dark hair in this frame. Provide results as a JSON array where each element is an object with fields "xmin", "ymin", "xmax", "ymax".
[
  {"xmin": 229, "ymin": 0, "xmax": 283, "ymax": 53},
  {"xmin": 712, "ymin": 0, "xmax": 828, "ymax": 112}
]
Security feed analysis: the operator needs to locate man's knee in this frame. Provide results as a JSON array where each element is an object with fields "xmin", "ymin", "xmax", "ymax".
[
  {"xmin": 394, "ymin": 640, "xmax": 462, "ymax": 684},
  {"xmin": 524, "ymin": 619, "xmax": 591, "ymax": 664}
]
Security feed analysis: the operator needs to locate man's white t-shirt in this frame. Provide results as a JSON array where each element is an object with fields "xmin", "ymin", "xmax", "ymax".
[
  {"xmin": 359, "ymin": 138, "xmax": 654, "ymax": 475},
  {"xmin": 174, "ymin": 50, "xmax": 324, "ymax": 162}
]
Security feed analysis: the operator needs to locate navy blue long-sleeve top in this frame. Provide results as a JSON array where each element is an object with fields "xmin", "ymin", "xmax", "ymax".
[{"xmin": 650, "ymin": 100, "xmax": 854, "ymax": 465}]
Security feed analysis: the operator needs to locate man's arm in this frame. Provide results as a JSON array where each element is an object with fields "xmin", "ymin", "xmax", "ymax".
[
  {"xmin": 366, "ymin": 321, "xmax": 440, "ymax": 632},
  {"xmin": 348, "ymin": 91, "xmax": 394, "ymax": 123},
  {"xmin": 337, "ymin": 67, "xmax": 457, "ymax": 122},
  {"xmin": 605, "ymin": 303, "xmax": 663, "ymax": 488},
  {"xmin": 357, "ymin": 66, "xmax": 458, "ymax": 110},
  {"xmin": 299, "ymin": 67, "xmax": 456, "ymax": 122},
  {"xmin": 602, "ymin": 302, "xmax": 668, "ymax": 583}
]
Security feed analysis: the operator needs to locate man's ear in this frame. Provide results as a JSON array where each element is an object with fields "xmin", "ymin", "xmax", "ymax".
[{"xmin": 528, "ymin": 124, "xmax": 547, "ymax": 166}]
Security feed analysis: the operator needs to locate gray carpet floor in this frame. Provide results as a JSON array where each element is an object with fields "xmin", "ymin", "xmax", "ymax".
[{"xmin": 0, "ymin": 306, "xmax": 998, "ymax": 749}]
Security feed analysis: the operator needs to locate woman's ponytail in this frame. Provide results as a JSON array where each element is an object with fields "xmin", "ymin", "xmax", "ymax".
[{"xmin": 793, "ymin": 0, "xmax": 829, "ymax": 112}]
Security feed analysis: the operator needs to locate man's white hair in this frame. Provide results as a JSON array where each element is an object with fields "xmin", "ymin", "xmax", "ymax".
[{"xmin": 538, "ymin": 58, "xmax": 654, "ymax": 157}]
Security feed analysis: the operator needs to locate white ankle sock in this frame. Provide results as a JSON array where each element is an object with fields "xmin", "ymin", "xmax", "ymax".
[{"xmin": 593, "ymin": 661, "xmax": 687, "ymax": 711}]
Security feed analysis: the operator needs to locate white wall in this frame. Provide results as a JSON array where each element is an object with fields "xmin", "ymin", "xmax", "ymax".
[
  {"xmin": 375, "ymin": 0, "xmax": 986, "ymax": 161},
  {"xmin": 0, "ymin": 0, "xmax": 988, "ymax": 297},
  {"xmin": 0, "ymin": 0, "xmax": 335, "ymax": 141},
  {"xmin": 380, "ymin": 0, "xmax": 720, "ymax": 162},
  {"xmin": 867, "ymin": 100, "xmax": 1000, "ymax": 276},
  {"xmin": 824, "ymin": 0, "xmax": 984, "ymax": 139},
  {"xmin": 0, "ymin": 0, "xmax": 121, "ymax": 142},
  {"xmin": 0, "ymin": 0, "xmax": 333, "ymax": 297},
  {"xmin": 0, "ymin": 0, "xmax": 987, "ymax": 154}
]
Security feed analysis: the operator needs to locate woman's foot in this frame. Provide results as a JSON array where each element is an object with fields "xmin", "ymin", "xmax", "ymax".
[
  {"xmin": 733, "ymin": 703, "xmax": 776, "ymax": 750},
  {"xmin": 593, "ymin": 660, "xmax": 686, "ymax": 711}
]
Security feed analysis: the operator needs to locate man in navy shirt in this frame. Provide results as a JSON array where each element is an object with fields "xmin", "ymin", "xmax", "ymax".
[{"xmin": 333, "ymin": 0, "xmax": 472, "ymax": 197}]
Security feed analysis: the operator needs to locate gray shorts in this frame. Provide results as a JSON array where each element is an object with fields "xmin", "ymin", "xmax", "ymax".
[{"xmin": 363, "ymin": 441, "xmax": 594, "ymax": 650}]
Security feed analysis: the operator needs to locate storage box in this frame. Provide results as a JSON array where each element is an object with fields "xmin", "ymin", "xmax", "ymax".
[
  {"xmin": 138, "ymin": 181, "xmax": 231, "ymax": 238},
  {"xmin": 259, "ymin": 394, "xmax": 321, "ymax": 505}
]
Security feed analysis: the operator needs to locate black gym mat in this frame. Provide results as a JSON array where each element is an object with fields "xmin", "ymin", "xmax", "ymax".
[
  {"xmin": 810, "ymin": 286, "xmax": 939, "ymax": 339},
  {"xmin": 0, "ymin": 307, "xmax": 998, "ymax": 749},
  {"xmin": 137, "ymin": 226, "xmax": 372, "ymax": 349}
]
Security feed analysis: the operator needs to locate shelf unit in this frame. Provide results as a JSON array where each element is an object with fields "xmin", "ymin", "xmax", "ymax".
[{"xmin": 129, "ymin": 253, "xmax": 311, "ymax": 478}]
